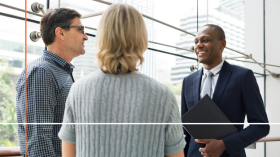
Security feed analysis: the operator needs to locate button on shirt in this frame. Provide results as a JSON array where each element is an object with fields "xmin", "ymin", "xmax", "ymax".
[
  {"xmin": 200, "ymin": 60, "xmax": 224, "ymax": 99},
  {"xmin": 16, "ymin": 50, "xmax": 75, "ymax": 157}
]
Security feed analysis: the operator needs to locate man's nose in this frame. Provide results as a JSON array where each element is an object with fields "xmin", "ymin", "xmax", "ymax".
[
  {"xmin": 195, "ymin": 42, "xmax": 203, "ymax": 49},
  {"xmin": 84, "ymin": 33, "xmax": 88, "ymax": 40}
]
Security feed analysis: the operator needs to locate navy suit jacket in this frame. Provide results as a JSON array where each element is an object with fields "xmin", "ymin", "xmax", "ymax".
[{"xmin": 181, "ymin": 61, "xmax": 269, "ymax": 157}]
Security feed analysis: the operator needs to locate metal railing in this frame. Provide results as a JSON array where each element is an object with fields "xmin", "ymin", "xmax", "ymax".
[
  {"xmin": 0, "ymin": 147, "xmax": 20, "ymax": 156},
  {"xmin": 90, "ymin": 0, "xmax": 280, "ymax": 77},
  {"xmin": 0, "ymin": 137, "xmax": 279, "ymax": 156},
  {"xmin": 1, "ymin": 2, "xmax": 280, "ymax": 77}
]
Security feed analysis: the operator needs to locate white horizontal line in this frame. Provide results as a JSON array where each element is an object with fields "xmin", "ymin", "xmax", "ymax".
[{"xmin": 0, "ymin": 123, "xmax": 276, "ymax": 125}]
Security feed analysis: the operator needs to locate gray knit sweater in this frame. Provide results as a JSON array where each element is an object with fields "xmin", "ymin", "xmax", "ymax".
[{"xmin": 58, "ymin": 70, "xmax": 186, "ymax": 157}]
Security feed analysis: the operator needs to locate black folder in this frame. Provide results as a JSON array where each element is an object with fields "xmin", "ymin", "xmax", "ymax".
[{"xmin": 181, "ymin": 95, "xmax": 238, "ymax": 147}]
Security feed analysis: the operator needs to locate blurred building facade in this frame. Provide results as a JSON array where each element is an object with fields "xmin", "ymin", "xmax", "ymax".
[{"xmin": 170, "ymin": 0, "xmax": 245, "ymax": 85}]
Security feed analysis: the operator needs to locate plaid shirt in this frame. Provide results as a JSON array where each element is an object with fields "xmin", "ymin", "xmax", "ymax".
[{"xmin": 16, "ymin": 50, "xmax": 75, "ymax": 157}]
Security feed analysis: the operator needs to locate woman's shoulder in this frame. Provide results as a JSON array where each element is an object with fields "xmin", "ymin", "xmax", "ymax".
[
  {"xmin": 72, "ymin": 70, "xmax": 173, "ymax": 95},
  {"xmin": 71, "ymin": 70, "xmax": 104, "ymax": 88},
  {"xmin": 129, "ymin": 72, "xmax": 174, "ymax": 95}
]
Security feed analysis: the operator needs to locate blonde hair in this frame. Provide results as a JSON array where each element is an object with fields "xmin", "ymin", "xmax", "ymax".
[{"xmin": 95, "ymin": 3, "xmax": 148, "ymax": 75}]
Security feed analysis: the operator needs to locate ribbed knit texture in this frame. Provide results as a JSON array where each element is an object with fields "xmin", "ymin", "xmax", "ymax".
[{"xmin": 58, "ymin": 70, "xmax": 185, "ymax": 157}]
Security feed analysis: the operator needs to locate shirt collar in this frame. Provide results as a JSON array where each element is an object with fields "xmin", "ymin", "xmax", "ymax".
[
  {"xmin": 203, "ymin": 60, "xmax": 224, "ymax": 76},
  {"xmin": 43, "ymin": 50, "xmax": 75, "ymax": 73}
]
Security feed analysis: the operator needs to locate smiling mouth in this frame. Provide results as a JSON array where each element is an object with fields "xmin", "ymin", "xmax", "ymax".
[{"xmin": 197, "ymin": 51, "xmax": 207, "ymax": 56}]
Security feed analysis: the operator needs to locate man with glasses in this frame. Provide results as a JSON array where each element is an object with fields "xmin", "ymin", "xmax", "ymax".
[{"xmin": 16, "ymin": 8, "xmax": 88, "ymax": 157}]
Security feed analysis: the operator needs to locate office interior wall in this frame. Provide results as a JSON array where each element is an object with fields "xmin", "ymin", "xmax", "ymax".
[
  {"xmin": 245, "ymin": 0, "xmax": 280, "ymax": 156},
  {"xmin": 244, "ymin": 0, "xmax": 265, "ymax": 156},
  {"xmin": 264, "ymin": 0, "xmax": 280, "ymax": 156}
]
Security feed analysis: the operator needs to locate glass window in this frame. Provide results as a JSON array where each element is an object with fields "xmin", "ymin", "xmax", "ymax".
[
  {"xmin": 1, "ymin": 1, "xmax": 277, "ymax": 155},
  {"xmin": 0, "ymin": 124, "xmax": 19, "ymax": 147},
  {"xmin": 0, "ymin": 0, "xmax": 47, "ymax": 149},
  {"xmin": 207, "ymin": 0, "xmax": 245, "ymax": 62}
]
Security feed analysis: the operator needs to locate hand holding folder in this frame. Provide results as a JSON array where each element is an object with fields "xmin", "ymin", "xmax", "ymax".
[{"xmin": 181, "ymin": 95, "xmax": 238, "ymax": 147}]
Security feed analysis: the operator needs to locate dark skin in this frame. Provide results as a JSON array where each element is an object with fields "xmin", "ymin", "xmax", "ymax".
[
  {"xmin": 194, "ymin": 26, "xmax": 226, "ymax": 70},
  {"xmin": 194, "ymin": 26, "xmax": 227, "ymax": 157}
]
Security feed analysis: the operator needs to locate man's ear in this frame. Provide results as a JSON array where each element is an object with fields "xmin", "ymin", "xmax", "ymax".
[
  {"xmin": 220, "ymin": 39, "xmax": 226, "ymax": 50},
  {"xmin": 55, "ymin": 27, "xmax": 65, "ymax": 41}
]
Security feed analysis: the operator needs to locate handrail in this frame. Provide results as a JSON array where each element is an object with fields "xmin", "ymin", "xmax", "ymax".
[
  {"xmin": 257, "ymin": 137, "xmax": 280, "ymax": 142},
  {"xmin": 0, "ymin": 147, "xmax": 20, "ymax": 156},
  {"xmin": 0, "ymin": 137, "xmax": 279, "ymax": 156},
  {"xmin": 0, "ymin": 137, "xmax": 280, "ymax": 156}
]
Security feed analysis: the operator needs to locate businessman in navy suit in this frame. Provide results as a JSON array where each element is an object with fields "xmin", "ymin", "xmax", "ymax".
[{"xmin": 181, "ymin": 24, "xmax": 269, "ymax": 157}]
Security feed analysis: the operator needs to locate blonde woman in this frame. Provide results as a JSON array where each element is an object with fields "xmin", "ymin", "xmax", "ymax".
[{"xmin": 58, "ymin": 3, "xmax": 185, "ymax": 157}]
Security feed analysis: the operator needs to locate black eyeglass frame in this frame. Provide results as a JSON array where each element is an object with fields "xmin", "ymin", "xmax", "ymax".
[{"xmin": 61, "ymin": 26, "xmax": 85, "ymax": 34}]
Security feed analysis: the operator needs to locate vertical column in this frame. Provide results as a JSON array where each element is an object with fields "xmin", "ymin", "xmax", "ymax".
[
  {"xmin": 244, "ymin": 0, "xmax": 265, "ymax": 155},
  {"xmin": 264, "ymin": 0, "xmax": 280, "ymax": 155}
]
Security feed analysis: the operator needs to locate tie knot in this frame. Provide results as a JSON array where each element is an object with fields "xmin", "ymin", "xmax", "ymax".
[{"xmin": 206, "ymin": 71, "xmax": 213, "ymax": 77}]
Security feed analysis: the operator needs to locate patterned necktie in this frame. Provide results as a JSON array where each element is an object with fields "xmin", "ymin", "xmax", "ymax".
[{"xmin": 201, "ymin": 71, "xmax": 214, "ymax": 98}]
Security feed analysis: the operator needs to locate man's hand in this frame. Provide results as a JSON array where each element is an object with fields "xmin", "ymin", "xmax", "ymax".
[{"xmin": 195, "ymin": 139, "xmax": 227, "ymax": 157}]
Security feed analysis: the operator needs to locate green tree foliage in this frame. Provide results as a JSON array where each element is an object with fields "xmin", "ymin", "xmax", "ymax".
[
  {"xmin": 0, "ymin": 59, "xmax": 19, "ymax": 146},
  {"xmin": 164, "ymin": 81, "xmax": 183, "ymax": 108},
  {"xmin": 164, "ymin": 81, "xmax": 183, "ymax": 96}
]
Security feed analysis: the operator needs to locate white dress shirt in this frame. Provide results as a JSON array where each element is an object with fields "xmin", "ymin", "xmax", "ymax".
[{"xmin": 200, "ymin": 60, "xmax": 224, "ymax": 99}]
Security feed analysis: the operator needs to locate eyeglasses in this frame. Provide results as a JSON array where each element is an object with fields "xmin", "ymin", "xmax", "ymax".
[{"xmin": 61, "ymin": 26, "xmax": 85, "ymax": 34}]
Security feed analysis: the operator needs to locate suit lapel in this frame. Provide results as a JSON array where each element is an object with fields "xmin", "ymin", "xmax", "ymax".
[
  {"xmin": 193, "ymin": 68, "xmax": 203, "ymax": 104},
  {"xmin": 212, "ymin": 61, "xmax": 232, "ymax": 106}
]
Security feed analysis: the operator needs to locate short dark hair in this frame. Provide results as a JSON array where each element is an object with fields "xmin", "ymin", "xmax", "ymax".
[
  {"xmin": 40, "ymin": 8, "xmax": 81, "ymax": 46},
  {"xmin": 203, "ymin": 24, "xmax": 226, "ymax": 40}
]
